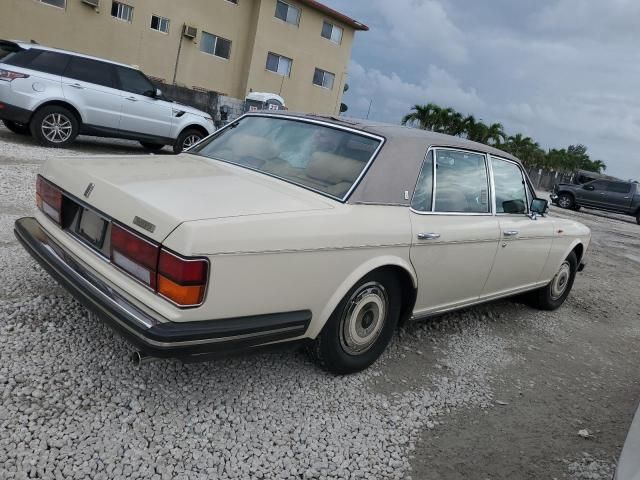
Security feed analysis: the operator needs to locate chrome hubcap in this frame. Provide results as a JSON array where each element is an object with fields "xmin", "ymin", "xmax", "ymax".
[
  {"xmin": 182, "ymin": 134, "xmax": 201, "ymax": 149},
  {"xmin": 340, "ymin": 282, "xmax": 388, "ymax": 355},
  {"xmin": 41, "ymin": 113, "xmax": 73, "ymax": 143},
  {"xmin": 550, "ymin": 261, "xmax": 571, "ymax": 299},
  {"xmin": 558, "ymin": 196, "xmax": 571, "ymax": 208}
]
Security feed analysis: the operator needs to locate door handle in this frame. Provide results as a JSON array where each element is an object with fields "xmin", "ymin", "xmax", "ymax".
[
  {"xmin": 67, "ymin": 83, "xmax": 84, "ymax": 89},
  {"xmin": 126, "ymin": 96, "xmax": 138, "ymax": 102},
  {"xmin": 417, "ymin": 233, "xmax": 440, "ymax": 240},
  {"xmin": 503, "ymin": 230, "xmax": 519, "ymax": 237}
]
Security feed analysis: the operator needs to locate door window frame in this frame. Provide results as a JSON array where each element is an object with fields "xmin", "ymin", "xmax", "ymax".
[
  {"xmin": 489, "ymin": 155, "xmax": 532, "ymax": 216},
  {"xmin": 410, "ymin": 146, "xmax": 493, "ymax": 216}
]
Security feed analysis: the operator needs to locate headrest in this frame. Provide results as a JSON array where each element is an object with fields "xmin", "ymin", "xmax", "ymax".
[
  {"xmin": 225, "ymin": 134, "xmax": 278, "ymax": 160},
  {"xmin": 305, "ymin": 152, "xmax": 364, "ymax": 184}
]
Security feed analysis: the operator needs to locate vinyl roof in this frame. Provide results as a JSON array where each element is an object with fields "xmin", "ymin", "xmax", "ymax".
[{"xmin": 296, "ymin": 0, "xmax": 369, "ymax": 31}]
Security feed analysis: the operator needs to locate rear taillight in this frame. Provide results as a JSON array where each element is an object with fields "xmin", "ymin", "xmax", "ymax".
[
  {"xmin": 110, "ymin": 224, "xmax": 159, "ymax": 289},
  {"xmin": 36, "ymin": 175, "xmax": 63, "ymax": 224},
  {"xmin": 0, "ymin": 69, "xmax": 29, "ymax": 82},
  {"xmin": 157, "ymin": 250, "xmax": 208, "ymax": 306},
  {"xmin": 110, "ymin": 224, "xmax": 209, "ymax": 306}
]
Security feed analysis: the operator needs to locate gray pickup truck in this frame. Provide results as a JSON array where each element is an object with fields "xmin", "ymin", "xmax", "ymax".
[{"xmin": 551, "ymin": 179, "xmax": 640, "ymax": 224}]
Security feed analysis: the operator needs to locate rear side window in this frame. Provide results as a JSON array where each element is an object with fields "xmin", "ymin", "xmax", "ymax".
[
  {"xmin": 23, "ymin": 51, "xmax": 70, "ymax": 75},
  {"xmin": 411, "ymin": 150, "xmax": 434, "ymax": 212},
  {"xmin": 492, "ymin": 157, "xmax": 528, "ymax": 214},
  {"xmin": 0, "ymin": 41, "xmax": 25, "ymax": 62},
  {"xmin": 434, "ymin": 150, "xmax": 489, "ymax": 213},
  {"xmin": 2, "ymin": 48, "xmax": 40, "ymax": 67},
  {"xmin": 114, "ymin": 66, "xmax": 155, "ymax": 95},
  {"xmin": 607, "ymin": 182, "xmax": 631, "ymax": 194},
  {"xmin": 64, "ymin": 57, "xmax": 115, "ymax": 88}
]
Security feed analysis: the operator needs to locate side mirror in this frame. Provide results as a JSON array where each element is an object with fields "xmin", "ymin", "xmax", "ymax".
[
  {"xmin": 154, "ymin": 88, "xmax": 163, "ymax": 99},
  {"xmin": 530, "ymin": 198, "xmax": 549, "ymax": 215}
]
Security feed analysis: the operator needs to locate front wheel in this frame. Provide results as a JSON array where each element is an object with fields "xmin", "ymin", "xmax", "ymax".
[
  {"xmin": 3, "ymin": 120, "xmax": 31, "ymax": 135},
  {"xmin": 173, "ymin": 128, "xmax": 204, "ymax": 154},
  {"xmin": 527, "ymin": 252, "xmax": 578, "ymax": 310},
  {"xmin": 30, "ymin": 106, "xmax": 79, "ymax": 148},
  {"xmin": 557, "ymin": 193, "xmax": 575, "ymax": 209},
  {"xmin": 307, "ymin": 271, "xmax": 401, "ymax": 374}
]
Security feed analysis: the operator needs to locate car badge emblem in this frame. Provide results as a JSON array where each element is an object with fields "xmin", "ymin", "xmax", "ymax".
[
  {"xmin": 83, "ymin": 183, "xmax": 95, "ymax": 198},
  {"xmin": 133, "ymin": 216, "xmax": 156, "ymax": 233}
]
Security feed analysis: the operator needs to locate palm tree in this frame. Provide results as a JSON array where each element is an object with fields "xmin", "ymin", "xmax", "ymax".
[{"xmin": 401, "ymin": 103, "xmax": 439, "ymax": 130}]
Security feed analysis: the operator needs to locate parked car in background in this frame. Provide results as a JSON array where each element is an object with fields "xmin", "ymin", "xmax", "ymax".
[
  {"xmin": 551, "ymin": 179, "xmax": 640, "ymax": 224},
  {"xmin": 14, "ymin": 113, "xmax": 591, "ymax": 374},
  {"xmin": 0, "ymin": 40, "xmax": 213, "ymax": 153}
]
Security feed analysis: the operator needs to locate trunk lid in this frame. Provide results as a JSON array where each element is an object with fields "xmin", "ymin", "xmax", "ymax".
[{"xmin": 42, "ymin": 153, "xmax": 335, "ymax": 242}]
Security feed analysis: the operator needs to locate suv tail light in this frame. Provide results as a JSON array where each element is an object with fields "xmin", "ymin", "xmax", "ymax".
[
  {"xmin": 157, "ymin": 250, "xmax": 208, "ymax": 306},
  {"xmin": 36, "ymin": 175, "xmax": 62, "ymax": 224},
  {"xmin": 110, "ymin": 224, "xmax": 209, "ymax": 306},
  {"xmin": 0, "ymin": 69, "xmax": 29, "ymax": 82}
]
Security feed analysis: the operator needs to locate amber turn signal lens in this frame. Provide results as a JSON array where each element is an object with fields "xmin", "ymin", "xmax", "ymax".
[{"xmin": 157, "ymin": 275, "xmax": 206, "ymax": 306}]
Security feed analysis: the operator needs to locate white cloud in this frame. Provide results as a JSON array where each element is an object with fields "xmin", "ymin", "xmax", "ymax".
[
  {"xmin": 345, "ymin": 61, "xmax": 484, "ymax": 123},
  {"xmin": 372, "ymin": 0, "xmax": 468, "ymax": 64}
]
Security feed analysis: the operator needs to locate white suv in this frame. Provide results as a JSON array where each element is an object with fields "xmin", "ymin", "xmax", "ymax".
[{"xmin": 0, "ymin": 40, "xmax": 214, "ymax": 153}]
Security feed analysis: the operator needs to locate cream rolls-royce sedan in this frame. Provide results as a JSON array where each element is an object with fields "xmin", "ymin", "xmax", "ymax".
[{"xmin": 14, "ymin": 113, "xmax": 591, "ymax": 374}]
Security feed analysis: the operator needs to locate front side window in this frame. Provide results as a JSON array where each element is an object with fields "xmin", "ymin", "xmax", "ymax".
[
  {"xmin": 313, "ymin": 68, "xmax": 335, "ymax": 89},
  {"xmin": 151, "ymin": 15, "xmax": 170, "ymax": 33},
  {"xmin": 411, "ymin": 150, "xmax": 434, "ymax": 212},
  {"xmin": 115, "ymin": 66, "xmax": 155, "ymax": 96},
  {"xmin": 607, "ymin": 182, "xmax": 631, "ymax": 194},
  {"xmin": 434, "ymin": 150, "xmax": 489, "ymax": 213},
  {"xmin": 492, "ymin": 157, "xmax": 528, "ymax": 214},
  {"xmin": 586, "ymin": 180, "xmax": 608, "ymax": 191},
  {"xmin": 200, "ymin": 32, "xmax": 232, "ymax": 59},
  {"xmin": 266, "ymin": 53, "xmax": 292, "ymax": 76},
  {"xmin": 275, "ymin": 0, "xmax": 300, "ymax": 25},
  {"xmin": 111, "ymin": 1, "xmax": 133, "ymax": 22},
  {"xmin": 321, "ymin": 21, "xmax": 343, "ymax": 44},
  {"xmin": 191, "ymin": 116, "xmax": 381, "ymax": 200},
  {"xmin": 40, "ymin": 0, "xmax": 65, "ymax": 8},
  {"xmin": 64, "ymin": 57, "xmax": 115, "ymax": 88}
]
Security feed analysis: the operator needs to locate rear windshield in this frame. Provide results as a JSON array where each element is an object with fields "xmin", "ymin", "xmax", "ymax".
[
  {"xmin": 0, "ymin": 41, "xmax": 25, "ymax": 63},
  {"xmin": 191, "ymin": 116, "xmax": 382, "ymax": 200}
]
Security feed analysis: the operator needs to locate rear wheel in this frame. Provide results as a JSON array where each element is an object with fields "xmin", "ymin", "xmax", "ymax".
[
  {"xmin": 527, "ymin": 252, "xmax": 578, "ymax": 310},
  {"xmin": 173, "ymin": 128, "xmax": 204, "ymax": 154},
  {"xmin": 3, "ymin": 120, "xmax": 31, "ymax": 135},
  {"xmin": 307, "ymin": 271, "xmax": 401, "ymax": 374},
  {"xmin": 30, "ymin": 106, "xmax": 79, "ymax": 148},
  {"xmin": 140, "ymin": 142, "xmax": 165, "ymax": 152},
  {"xmin": 557, "ymin": 193, "xmax": 574, "ymax": 209}
]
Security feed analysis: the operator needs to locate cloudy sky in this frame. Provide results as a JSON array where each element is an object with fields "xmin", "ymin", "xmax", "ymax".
[{"xmin": 322, "ymin": 0, "xmax": 639, "ymax": 180}]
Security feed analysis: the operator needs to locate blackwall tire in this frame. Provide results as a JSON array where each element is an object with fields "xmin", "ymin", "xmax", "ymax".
[
  {"xmin": 307, "ymin": 271, "xmax": 401, "ymax": 375},
  {"xmin": 527, "ymin": 251, "xmax": 578, "ymax": 311},
  {"xmin": 29, "ymin": 106, "xmax": 79, "ymax": 148},
  {"xmin": 3, "ymin": 120, "xmax": 31, "ymax": 135}
]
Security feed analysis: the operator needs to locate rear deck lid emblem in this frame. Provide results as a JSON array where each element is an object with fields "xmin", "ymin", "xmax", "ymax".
[
  {"xmin": 83, "ymin": 182, "xmax": 95, "ymax": 198},
  {"xmin": 133, "ymin": 216, "xmax": 156, "ymax": 233}
]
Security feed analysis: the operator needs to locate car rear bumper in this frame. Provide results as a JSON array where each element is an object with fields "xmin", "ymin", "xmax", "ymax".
[
  {"xmin": 14, "ymin": 217, "xmax": 311, "ymax": 359},
  {"xmin": 0, "ymin": 101, "xmax": 31, "ymax": 124}
]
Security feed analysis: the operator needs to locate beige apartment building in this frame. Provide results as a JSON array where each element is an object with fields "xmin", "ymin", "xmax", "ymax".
[{"xmin": 0, "ymin": 0, "xmax": 367, "ymax": 114}]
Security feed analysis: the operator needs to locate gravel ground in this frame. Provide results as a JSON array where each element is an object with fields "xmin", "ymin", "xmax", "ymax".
[{"xmin": 1, "ymin": 126, "xmax": 639, "ymax": 479}]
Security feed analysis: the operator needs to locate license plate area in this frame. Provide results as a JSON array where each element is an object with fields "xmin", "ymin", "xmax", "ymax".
[{"xmin": 76, "ymin": 207, "xmax": 109, "ymax": 249}]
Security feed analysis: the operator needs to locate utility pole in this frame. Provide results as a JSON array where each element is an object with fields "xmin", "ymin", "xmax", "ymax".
[{"xmin": 366, "ymin": 99, "xmax": 373, "ymax": 119}]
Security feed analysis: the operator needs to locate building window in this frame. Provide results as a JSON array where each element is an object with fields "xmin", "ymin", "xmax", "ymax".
[
  {"xmin": 321, "ymin": 21, "xmax": 343, "ymax": 44},
  {"xmin": 40, "ymin": 0, "xmax": 66, "ymax": 7},
  {"xmin": 275, "ymin": 0, "xmax": 300, "ymax": 26},
  {"xmin": 266, "ymin": 52, "xmax": 292, "ymax": 77},
  {"xmin": 150, "ymin": 15, "xmax": 170, "ymax": 33},
  {"xmin": 313, "ymin": 68, "xmax": 335, "ymax": 89},
  {"xmin": 200, "ymin": 32, "xmax": 232, "ymax": 59},
  {"xmin": 111, "ymin": 1, "xmax": 133, "ymax": 22}
]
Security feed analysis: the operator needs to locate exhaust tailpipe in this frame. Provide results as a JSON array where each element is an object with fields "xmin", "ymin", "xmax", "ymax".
[{"xmin": 131, "ymin": 351, "xmax": 157, "ymax": 366}]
